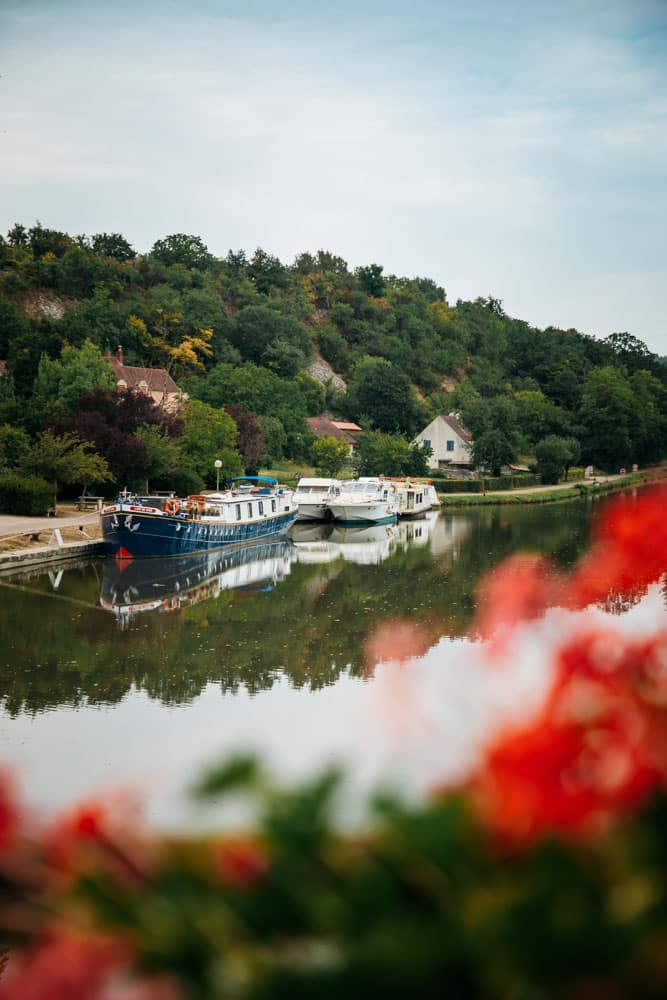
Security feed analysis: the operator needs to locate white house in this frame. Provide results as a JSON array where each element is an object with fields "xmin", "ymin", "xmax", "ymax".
[{"xmin": 413, "ymin": 414, "xmax": 474, "ymax": 473}]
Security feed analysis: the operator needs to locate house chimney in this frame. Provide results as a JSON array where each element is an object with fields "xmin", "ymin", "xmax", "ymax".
[{"xmin": 117, "ymin": 345, "xmax": 124, "ymax": 365}]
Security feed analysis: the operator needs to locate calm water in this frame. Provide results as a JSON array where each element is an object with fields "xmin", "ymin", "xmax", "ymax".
[{"xmin": 0, "ymin": 499, "xmax": 626, "ymax": 827}]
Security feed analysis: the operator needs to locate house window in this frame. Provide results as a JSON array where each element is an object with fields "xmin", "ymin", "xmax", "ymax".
[
  {"xmin": 424, "ymin": 439, "xmax": 431, "ymax": 449},
  {"xmin": 447, "ymin": 440, "xmax": 455, "ymax": 451}
]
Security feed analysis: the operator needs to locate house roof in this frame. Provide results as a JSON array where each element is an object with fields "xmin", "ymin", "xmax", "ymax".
[
  {"xmin": 104, "ymin": 356, "xmax": 180, "ymax": 395},
  {"xmin": 306, "ymin": 416, "xmax": 356, "ymax": 444},
  {"xmin": 439, "ymin": 414, "xmax": 473, "ymax": 445},
  {"xmin": 331, "ymin": 420, "xmax": 362, "ymax": 433}
]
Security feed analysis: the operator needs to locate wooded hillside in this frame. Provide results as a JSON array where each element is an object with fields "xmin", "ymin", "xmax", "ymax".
[{"xmin": 0, "ymin": 223, "xmax": 664, "ymax": 495}]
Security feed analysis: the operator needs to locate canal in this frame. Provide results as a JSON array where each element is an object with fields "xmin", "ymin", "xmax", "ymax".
[{"xmin": 1, "ymin": 497, "xmax": 660, "ymax": 829}]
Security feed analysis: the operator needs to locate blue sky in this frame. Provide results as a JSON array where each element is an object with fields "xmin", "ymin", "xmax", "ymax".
[{"xmin": 1, "ymin": 0, "xmax": 666, "ymax": 351}]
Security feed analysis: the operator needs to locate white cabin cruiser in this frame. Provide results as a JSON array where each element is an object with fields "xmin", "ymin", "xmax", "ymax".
[
  {"xmin": 393, "ymin": 481, "xmax": 432, "ymax": 519},
  {"xmin": 293, "ymin": 477, "xmax": 340, "ymax": 521},
  {"xmin": 327, "ymin": 477, "xmax": 398, "ymax": 525}
]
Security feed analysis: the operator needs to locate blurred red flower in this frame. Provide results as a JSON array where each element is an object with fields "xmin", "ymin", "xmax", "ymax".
[
  {"xmin": 213, "ymin": 836, "xmax": 269, "ymax": 889},
  {"xmin": 0, "ymin": 931, "xmax": 129, "ymax": 1000}
]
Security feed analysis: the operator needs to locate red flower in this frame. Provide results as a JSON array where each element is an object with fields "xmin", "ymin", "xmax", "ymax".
[
  {"xmin": 468, "ymin": 629, "xmax": 667, "ymax": 846},
  {"xmin": 475, "ymin": 553, "xmax": 560, "ymax": 645},
  {"xmin": 0, "ymin": 771, "xmax": 20, "ymax": 857},
  {"xmin": 213, "ymin": 837, "xmax": 269, "ymax": 889},
  {"xmin": 0, "ymin": 931, "xmax": 130, "ymax": 1000},
  {"xmin": 44, "ymin": 794, "xmax": 149, "ymax": 883},
  {"xmin": 567, "ymin": 486, "xmax": 667, "ymax": 608}
]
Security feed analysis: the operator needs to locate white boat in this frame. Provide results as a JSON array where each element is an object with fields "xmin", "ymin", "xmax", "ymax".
[
  {"xmin": 327, "ymin": 477, "xmax": 398, "ymax": 525},
  {"xmin": 424, "ymin": 483, "xmax": 441, "ymax": 509},
  {"xmin": 293, "ymin": 477, "xmax": 340, "ymax": 521},
  {"xmin": 393, "ymin": 481, "xmax": 432, "ymax": 519}
]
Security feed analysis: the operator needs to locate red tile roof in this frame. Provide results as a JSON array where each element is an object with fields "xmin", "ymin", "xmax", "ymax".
[
  {"xmin": 104, "ymin": 355, "xmax": 180, "ymax": 395},
  {"xmin": 306, "ymin": 416, "xmax": 356, "ymax": 443}
]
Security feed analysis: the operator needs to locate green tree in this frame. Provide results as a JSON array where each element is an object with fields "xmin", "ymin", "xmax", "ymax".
[
  {"xmin": 294, "ymin": 372, "xmax": 326, "ymax": 416},
  {"xmin": 312, "ymin": 436, "xmax": 349, "ymax": 477},
  {"xmin": 135, "ymin": 425, "xmax": 182, "ymax": 493},
  {"xmin": 32, "ymin": 338, "xmax": 116, "ymax": 417},
  {"xmin": 472, "ymin": 429, "xmax": 517, "ymax": 477},
  {"xmin": 355, "ymin": 431, "xmax": 430, "ymax": 477},
  {"xmin": 346, "ymin": 357, "xmax": 423, "ymax": 437},
  {"xmin": 19, "ymin": 431, "xmax": 111, "ymax": 506},
  {"xmin": 513, "ymin": 389, "xmax": 570, "ymax": 449},
  {"xmin": 179, "ymin": 400, "xmax": 241, "ymax": 486},
  {"xmin": 0, "ymin": 424, "xmax": 30, "ymax": 471},
  {"xmin": 534, "ymin": 435, "xmax": 579, "ymax": 485},
  {"xmin": 91, "ymin": 232, "xmax": 136, "ymax": 261},
  {"xmin": 578, "ymin": 366, "xmax": 635, "ymax": 470},
  {"xmin": 150, "ymin": 234, "xmax": 213, "ymax": 269}
]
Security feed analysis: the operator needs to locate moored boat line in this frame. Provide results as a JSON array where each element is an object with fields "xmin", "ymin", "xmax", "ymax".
[{"xmin": 101, "ymin": 477, "xmax": 298, "ymax": 558}]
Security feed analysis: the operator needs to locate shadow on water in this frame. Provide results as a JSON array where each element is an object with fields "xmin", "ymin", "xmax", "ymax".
[{"xmin": 0, "ymin": 499, "xmax": 596, "ymax": 715}]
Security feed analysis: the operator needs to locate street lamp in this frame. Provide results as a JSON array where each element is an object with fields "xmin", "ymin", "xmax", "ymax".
[{"xmin": 214, "ymin": 459, "xmax": 222, "ymax": 492}]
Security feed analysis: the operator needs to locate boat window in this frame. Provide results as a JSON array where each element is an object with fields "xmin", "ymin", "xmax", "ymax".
[
  {"xmin": 247, "ymin": 503, "xmax": 253, "ymax": 519},
  {"xmin": 271, "ymin": 499, "xmax": 276, "ymax": 512},
  {"xmin": 259, "ymin": 501, "xmax": 264, "ymax": 515},
  {"xmin": 236, "ymin": 504, "xmax": 241, "ymax": 521}
]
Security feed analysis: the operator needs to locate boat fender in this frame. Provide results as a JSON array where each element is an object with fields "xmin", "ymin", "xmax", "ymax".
[{"xmin": 165, "ymin": 498, "xmax": 179, "ymax": 515}]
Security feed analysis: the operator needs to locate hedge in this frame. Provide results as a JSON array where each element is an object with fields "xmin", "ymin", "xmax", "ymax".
[
  {"xmin": 429, "ymin": 474, "xmax": 542, "ymax": 493},
  {"xmin": 0, "ymin": 473, "xmax": 54, "ymax": 516}
]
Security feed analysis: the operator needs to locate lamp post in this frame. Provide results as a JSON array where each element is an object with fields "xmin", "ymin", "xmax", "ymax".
[{"xmin": 214, "ymin": 459, "xmax": 222, "ymax": 492}]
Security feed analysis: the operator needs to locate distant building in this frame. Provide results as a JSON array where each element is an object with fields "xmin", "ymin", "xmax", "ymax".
[
  {"xmin": 102, "ymin": 347, "xmax": 185, "ymax": 413},
  {"xmin": 306, "ymin": 415, "xmax": 363, "ymax": 457},
  {"xmin": 413, "ymin": 414, "xmax": 474, "ymax": 474}
]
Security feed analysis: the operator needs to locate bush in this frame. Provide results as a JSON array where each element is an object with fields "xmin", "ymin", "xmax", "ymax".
[{"xmin": 0, "ymin": 473, "xmax": 54, "ymax": 515}]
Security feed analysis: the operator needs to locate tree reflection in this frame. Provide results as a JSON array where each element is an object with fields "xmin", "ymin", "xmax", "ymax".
[{"xmin": 0, "ymin": 501, "xmax": 594, "ymax": 715}]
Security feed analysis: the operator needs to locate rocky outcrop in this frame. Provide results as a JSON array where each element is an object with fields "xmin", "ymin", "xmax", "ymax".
[{"xmin": 307, "ymin": 348, "xmax": 346, "ymax": 392}]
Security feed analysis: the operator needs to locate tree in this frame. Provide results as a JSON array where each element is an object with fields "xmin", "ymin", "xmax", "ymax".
[
  {"xmin": 179, "ymin": 400, "xmax": 241, "ymax": 486},
  {"xmin": 150, "ymin": 234, "xmax": 213, "ymax": 269},
  {"xmin": 134, "ymin": 426, "xmax": 182, "ymax": 493},
  {"xmin": 312, "ymin": 436, "xmax": 349, "ymax": 478},
  {"xmin": 346, "ymin": 357, "xmax": 423, "ymax": 437},
  {"xmin": 32, "ymin": 338, "xmax": 116, "ymax": 416},
  {"xmin": 54, "ymin": 387, "xmax": 182, "ymax": 489},
  {"xmin": 230, "ymin": 306, "xmax": 311, "ymax": 374},
  {"xmin": 355, "ymin": 431, "xmax": 430, "ymax": 477},
  {"xmin": 513, "ymin": 390, "xmax": 570, "ymax": 449},
  {"xmin": 472, "ymin": 429, "xmax": 517, "ymax": 477},
  {"xmin": 19, "ymin": 431, "xmax": 110, "ymax": 505},
  {"xmin": 91, "ymin": 232, "xmax": 136, "ymax": 261},
  {"xmin": 578, "ymin": 366, "xmax": 635, "ymax": 470},
  {"xmin": 225, "ymin": 406, "xmax": 265, "ymax": 475},
  {"xmin": 355, "ymin": 263, "xmax": 385, "ymax": 297},
  {"xmin": 534, "ymin": 435, "xmax": 579, "ymax": 485},
  {"xmin": 0, "ymin": 424, "xmax": 30, "ymax": 471}
]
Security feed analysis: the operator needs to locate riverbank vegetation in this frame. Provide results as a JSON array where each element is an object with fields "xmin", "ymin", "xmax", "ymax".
[{"xmin": 0, "ymin": 223, "xmax": 665, "ymax": 501}]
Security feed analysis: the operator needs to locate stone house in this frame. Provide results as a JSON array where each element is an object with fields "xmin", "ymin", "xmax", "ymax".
[{"xmin": 102, "ymin": 347, "xmax": 185, "ymax": 413}]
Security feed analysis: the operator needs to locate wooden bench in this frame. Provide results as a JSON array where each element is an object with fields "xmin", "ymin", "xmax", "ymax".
[{"xmin": 76, "ymin": 496, "xmax": 104, "ymax": 511}]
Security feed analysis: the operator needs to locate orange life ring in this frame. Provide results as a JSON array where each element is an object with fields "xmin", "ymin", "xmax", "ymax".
[{"xmin": 164, "ymin": 498, "xmax": 179, "ymax": 515}]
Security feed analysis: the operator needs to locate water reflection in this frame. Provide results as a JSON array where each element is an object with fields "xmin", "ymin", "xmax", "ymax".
[
  {"xmin": 0, "ymin": 501, "xmax": 598, "ymax": 718},
  {"xmin": 100, "ymin": 538, "xmax": 294, "ymax": 627}
]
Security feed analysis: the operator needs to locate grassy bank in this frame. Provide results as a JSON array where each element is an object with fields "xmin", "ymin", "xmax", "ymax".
[{"xmin": 442, "ymin": 470, "xmax": 667, "ymax": 507}]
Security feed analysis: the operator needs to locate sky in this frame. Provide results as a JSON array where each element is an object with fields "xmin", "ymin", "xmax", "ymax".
[{"xmin": 1, "ymin": 0, "xmax": 666, "ymax": 351}]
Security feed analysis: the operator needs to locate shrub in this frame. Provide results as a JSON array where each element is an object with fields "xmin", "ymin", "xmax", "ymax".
[{"xmin": 0, "ymin": 473, "xmax": 54, "ymax": 515}]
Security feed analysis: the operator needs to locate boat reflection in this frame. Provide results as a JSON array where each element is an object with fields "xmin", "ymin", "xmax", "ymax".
[
  {"xmin": 290, "ymin": 511, "xmax": 440, "ymax": 565},
  {"xmin": 100, "ymin": 538, "xmax": 294, "ymax": 627}
]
